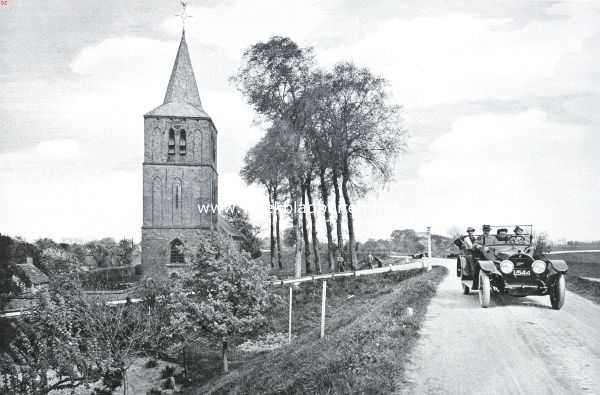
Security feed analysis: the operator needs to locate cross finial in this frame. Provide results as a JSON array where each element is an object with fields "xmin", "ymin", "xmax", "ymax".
[{"xmin": 176, "ymin": 0, "xmax": 192, "ymax": 30}]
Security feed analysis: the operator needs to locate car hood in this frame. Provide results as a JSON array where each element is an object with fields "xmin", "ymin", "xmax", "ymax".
[{"xmin": 489, "ymin": 245, "xmax": 531, "ymax": 260}]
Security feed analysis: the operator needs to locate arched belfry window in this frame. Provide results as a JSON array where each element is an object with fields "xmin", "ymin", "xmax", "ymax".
[
  {"xmin": 179, "ymin": 130, "xmax": 186, "ymax": 155},
  {"xmin": 170, "ymin": 239, "xmax": 184, "ymax": 264},
  {"xmin": 168, "ymin": 129, "xmax": 176, "ymax": 157}
]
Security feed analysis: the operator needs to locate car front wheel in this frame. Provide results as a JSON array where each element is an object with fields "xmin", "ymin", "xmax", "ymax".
[
  {"xmin": 550, "ymin": 274, "xmax": 566, "ymax": 310},
  {"xmin": 479, "ymin": 272, "xmax": 491, "ymax": 308}
]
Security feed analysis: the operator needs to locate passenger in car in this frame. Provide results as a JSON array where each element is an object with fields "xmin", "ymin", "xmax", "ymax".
[
  {"xmin": 476, "ymin": 224, "xmax": 496, "ymax": 245},
  {"xmin": 496, "ymin": 228, "xmax": 509, "ymax": 242}
]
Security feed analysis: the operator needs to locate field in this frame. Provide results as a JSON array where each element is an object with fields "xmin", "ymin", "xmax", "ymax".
[
  {"xmin": 189, "ymin": 266, "xmax": 447, "ymax": 394},
  {"xmin": 549, "ymin": 252, "xmax": 600, "ymax": 305}
]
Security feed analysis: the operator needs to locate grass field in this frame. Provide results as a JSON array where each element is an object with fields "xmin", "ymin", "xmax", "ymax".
[
  {"xmin": 549, "ymin": 252, "xmax": 600, "ymax": 305},
  {"xmin": 191, "ymin": 266, "xmax": 448, "ymax": 395}
]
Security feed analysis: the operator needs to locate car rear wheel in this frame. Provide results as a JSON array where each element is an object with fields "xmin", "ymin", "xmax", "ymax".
[
  {"xmin": 550, "ymin": 274, "xmax": 566, "ymax": 310},
  {"xmin": 462, "ymin": 284, "xmax": 470, "ymax": 295},
  {"xmin": 479, "ymin": 272, "xmax": 491, "ymax": 308}
]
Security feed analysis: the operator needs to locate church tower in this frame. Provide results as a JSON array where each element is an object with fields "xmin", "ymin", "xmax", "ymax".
[{"xmin": 141, "ymin": 30, "xmax": 218, "ymax": 269}]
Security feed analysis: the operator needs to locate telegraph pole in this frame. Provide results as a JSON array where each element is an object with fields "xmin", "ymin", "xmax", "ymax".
[{"xmin": 426, "ymin": 226, "xmax": 432, "ymax": 271}]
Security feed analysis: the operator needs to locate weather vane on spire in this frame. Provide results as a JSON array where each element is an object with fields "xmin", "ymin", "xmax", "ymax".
[{"xmin": 176, "ymin": 0, "xmax": 192, "ymax": 30}]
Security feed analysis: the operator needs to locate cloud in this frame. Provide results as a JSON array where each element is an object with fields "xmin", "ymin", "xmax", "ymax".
[
  {"xmin": 413, "ymin": 110, "xmax": 598, "ymax": 239},
  {"xmin": 316, "ymin": 12, "xmax": 594, "ymax": 107},
  {"xmin": 0, "ymin": 139, "xmax": 83, "ymax": 171},
  {"xmin": 162, "ymin": 0, "xmax": 332, "ymax": 58},
  {"xmin": 0, "ymin": 140, "xmax": 142, "ymax": 241}
]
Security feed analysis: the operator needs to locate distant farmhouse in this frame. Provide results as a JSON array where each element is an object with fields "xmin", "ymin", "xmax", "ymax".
[
  {"xmin": 12, "ymin": 257, "xmax": 49, "ymax": 295},
  {"xmin": 141, "ymin": 30, "xmax": 242, "ymax": 270}
]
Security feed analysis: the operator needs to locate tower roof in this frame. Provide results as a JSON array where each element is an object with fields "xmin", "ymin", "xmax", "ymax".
[{"xmin": 146, "ymin": 30, "xmax": 210, "ymax": 118}]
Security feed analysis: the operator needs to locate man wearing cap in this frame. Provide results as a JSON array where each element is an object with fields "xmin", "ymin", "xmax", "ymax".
[
  {"xmin": 476, "ymin": 224, "xmax": 492, "ymax": 244},
  {"xmin": 460, "ymin": 227, "xmax": 478, "ymax": 277},
  {"xmin": 513, "ymin": 225, "xmax": 528, "ymax": 243},
  {"xmin": 454, "ymin": 227, "xmax": 476, "ymax": 251},
  {"xmin": 496, "ymin": 228, "xmax": 509, "ymax": 242},
  {"xmin": 470, "ymin": 225, "xmax": 496, "ymax": 288}
]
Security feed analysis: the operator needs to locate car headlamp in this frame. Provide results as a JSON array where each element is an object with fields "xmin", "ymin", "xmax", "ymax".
[
  {"xmin": 532, "ymin": 260, "xmax": 547, "ymax": 274},
  {"xmin": 500, "ymin": 260, "xmax": 514, "ymax": 274}
]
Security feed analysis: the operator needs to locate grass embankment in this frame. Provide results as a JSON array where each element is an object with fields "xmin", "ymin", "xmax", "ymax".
[
  {"xmin": 550, "ymin": 252, "xmax": 600, "ymax": 305},
  {"xmin": 195, "ymin": 266, "xmax": 447, "ymax": 395}
]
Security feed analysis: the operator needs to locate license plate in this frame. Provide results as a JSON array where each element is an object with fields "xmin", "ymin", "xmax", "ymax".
[{"xmin": 514, "ymin": 269, "xmax": 530, "ymax": 277}]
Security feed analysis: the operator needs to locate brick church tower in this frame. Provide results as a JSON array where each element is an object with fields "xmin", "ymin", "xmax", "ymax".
[{"xmin": 141, "ymin": 30, "xmax": 218, "ymax": 269}]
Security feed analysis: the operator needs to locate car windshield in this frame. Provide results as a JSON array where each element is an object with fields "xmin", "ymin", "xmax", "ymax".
[
  {"xmin": 485, "ymin": 236, "xmax": 531, "ymax": 247},
  {"xmin": 480, "ymin": 225, "xmax": 533, "ymax": 247}
]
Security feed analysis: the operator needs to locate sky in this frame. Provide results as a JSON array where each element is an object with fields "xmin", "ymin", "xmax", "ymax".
[{"xmin": 0, "ymin": 0, "xmax": 599, "ymax": 243}]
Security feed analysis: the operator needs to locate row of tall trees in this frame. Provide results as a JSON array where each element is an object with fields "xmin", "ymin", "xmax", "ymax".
[{"xmin": 236, "ymin": 37, "xmax": 406, "ymax": 276}]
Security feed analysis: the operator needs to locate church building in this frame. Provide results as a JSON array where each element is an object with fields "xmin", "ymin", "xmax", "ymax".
[{"xmin": 141, "ymin": 30, "xmax": 231, "ymax": 269}]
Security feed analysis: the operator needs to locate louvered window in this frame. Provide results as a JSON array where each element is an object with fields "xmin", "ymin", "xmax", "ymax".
[
  {"xmin": 179, "ymin": 130, "xmax": 186, "ymax": 155},
  {"xmin": 168, "ymin": 129, "xmax": 175, "ymax": 156}
]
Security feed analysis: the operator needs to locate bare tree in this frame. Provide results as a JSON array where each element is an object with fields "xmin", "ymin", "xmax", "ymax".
[{"xmin": 79, "ymin": 300, "xmax": 166, "ymax": 395}]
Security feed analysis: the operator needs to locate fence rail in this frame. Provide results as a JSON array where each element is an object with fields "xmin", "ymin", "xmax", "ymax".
[{"xmin": 271, "ymin": 261, "xmax": 427, "ymax": 286}]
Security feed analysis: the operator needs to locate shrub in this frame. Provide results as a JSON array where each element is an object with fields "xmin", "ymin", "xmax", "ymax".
[
  {"xmin": 101, "ymin": 368, "xmax": 123, "ymax": 391},
  {"xmin": 92, "ymin": 388, "xmax": 114, "ymax": 395},
  {"xmin": 161, "ymin": 377, "xmax": 175, "ymax": 389},
  {"xmin": 160, "ymin": 365, "xmax": 176, "ymax": 379},
  {"xmin": 147, "ymin": 388, "xmax": 162, "ymax": 395},
  {"xmin": 145, "ymin": 359, "xmax": 158, "ymax": 368}
]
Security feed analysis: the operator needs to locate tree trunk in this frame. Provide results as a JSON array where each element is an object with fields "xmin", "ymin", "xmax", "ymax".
[
  {"xmin": 332, "ymin": 168, "xmax": 344, "ymax": 266},
  {"xmin": 319, "ymin": 167, "xmax": 335, "ymax": 270},
  {"xmin": 274, "ymin": 188, "xmax": 282, "ymax": 270},
  {"xmin": 306, "ymin": 177, "xmax": 321, "ymax": 274},
  {"xmin": 291, "ymin": 177, "xmax": 304, "ymax": 278},
  {"xmin": 301, "ymin": 181, "xmax": 311, "ymax": 273},
  {"xmin": 122, "ymin": 369, "xmax": 127, "ymax": 395},
  {"xmin": 341, "ymin": 170, "xmax": 357, "ymax": 270},
  {"xmin": 222, "ymin": 341, "xmax": 229, "ymax": 373},
  {"xmin": 268, "ymin": 186, "xmax": 275, "ymax": 268}
]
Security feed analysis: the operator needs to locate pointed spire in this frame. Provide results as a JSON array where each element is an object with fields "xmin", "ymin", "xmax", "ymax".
[{"xmin": 163, "ymin": 29, "xmax": 203, "ymax": 109}]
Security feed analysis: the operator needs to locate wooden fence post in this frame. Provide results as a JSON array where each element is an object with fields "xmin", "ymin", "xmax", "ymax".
[
  {"xmin": 320, "ymin": 280, "xmax": 327, "ymax": 338},
  {"xmin": 288, "ymin": 286, "xmax": 293, "ymax": 344}
]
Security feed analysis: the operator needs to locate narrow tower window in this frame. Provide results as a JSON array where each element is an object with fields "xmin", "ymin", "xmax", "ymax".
[
  {"xmin": 168, "ymin": 129, "xmax": 176, "ymax": 156},
  {"xmin": 211, "ymin": 132, "xmax": 216, "ymax": 162},
  {"xmin": 179, "ymin": 130, "xmax": 187, "ymax": 155}
]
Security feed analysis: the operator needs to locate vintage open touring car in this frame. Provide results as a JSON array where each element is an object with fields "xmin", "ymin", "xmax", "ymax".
[{"xmin": 455, "ymin": 225, "xmax": 568, "ymax": 309}]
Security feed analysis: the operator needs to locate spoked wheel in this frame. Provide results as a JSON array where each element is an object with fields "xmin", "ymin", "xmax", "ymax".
[
  {"xmin": 550, "ymin": 274, "xmax": 566, "ymax": 310},
  {"xmin": 462, "ymin": 284, "xmax": 470, "ymax": 295},
  {"xmin": 479, "ymin": 272, "xmax": 491, "ymax": 308}
]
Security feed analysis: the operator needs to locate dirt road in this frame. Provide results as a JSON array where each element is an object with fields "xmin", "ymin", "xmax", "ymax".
[{"xmin": 398, "ymin": 258, "xmax": 600, "ymax": 395}]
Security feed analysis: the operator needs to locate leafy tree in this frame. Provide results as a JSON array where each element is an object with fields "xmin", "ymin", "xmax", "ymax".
[
  {"xmin": 533, "ymin": 232, "xmax": 552, "ymax": 259},
  {"xmin": 221, "ymin": 205, "xmax": 262, "ymax": 258},
  {"xmin": 0, "ymin": 234, "xmax": 19, "ymax": 307},
  {"xmin": 283, "ymin": 227, "xmax": 297, "ymax": 248},
  {"xmin": 8, "ymin": 279, "xmax": 99, "ymax": 393},
  {"xmin": 178, "ymin": 234, "xmax": 274, "ymax": 373},
  {"xmin": 116, "ymin": 239, "xmax": 134, "ymax": 266},
  {"xmin": 241, "ymin": 130, "xmax": 287, "ymax": 269},
  {"xmin": 317, "ymin": 62, "xmax": 405, "ymax": 268},
  {"xmin": 234, "ymin": 36, "xmax": 314, "ymax": 279}
]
